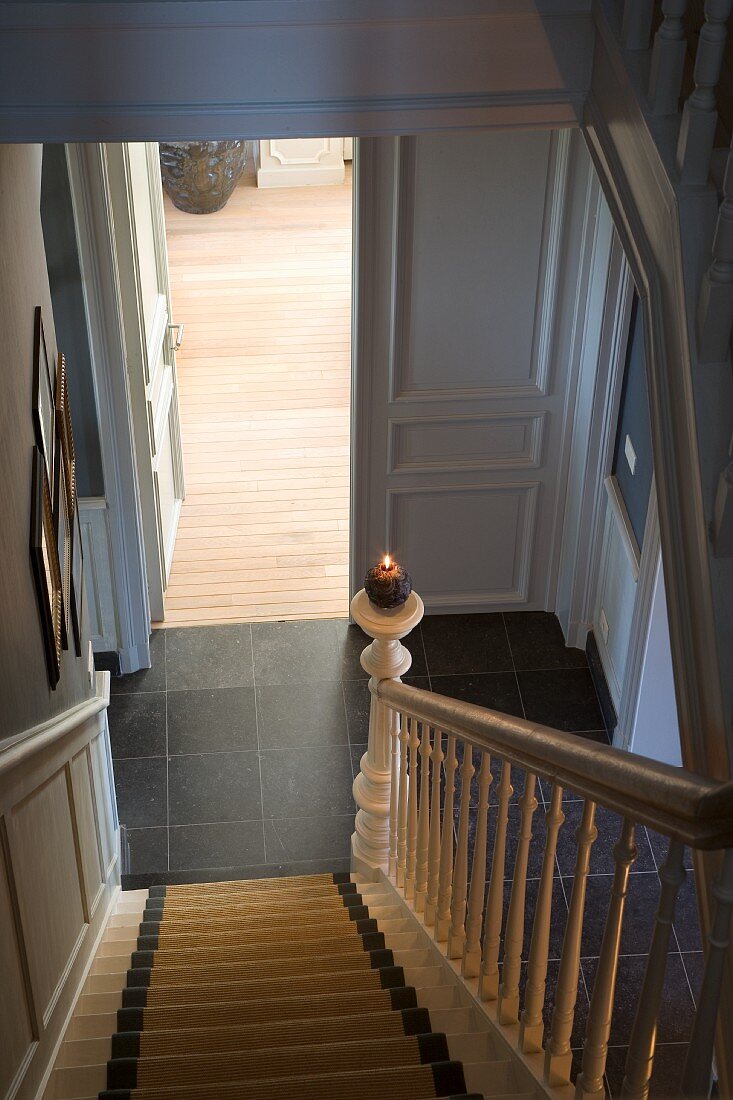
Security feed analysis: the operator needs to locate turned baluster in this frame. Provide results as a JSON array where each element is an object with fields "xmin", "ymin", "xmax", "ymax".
[
  {"xmin": 649, "ymin": 0, "xmax": 688, "ymax": 116},
  {"xmin": 414, "ymin": 722, "xmax": 432, "ymax": 912},
  {"xmin": 681, "ymin": 847, "xmax": 733, "ymax": 1098},
  {"xmin": 545, "ymin": 799, "xmax": 598, "ymax": 1087},
  {"xmin": 677, "ymin": 1, "xmax": 733, "ymax": 185},
  {"xmin": 435, "ymin": 735, "xmax": 458, "ymax": 940},
  {"xmin": 498, "ymin": 772, "xmax": 538, "ymax": 1025},
  {"xmin": 448, "ymin": 743, "xmax": 476, "ymax": 958},
  {"xmin": 621, "ymin": 839, "xmax": 686, "ymax": 1099},
  {"xmin": 404, "ymin": 717, "xmax": 420, "ymax": 900},
  {"xmin": 576, "ymin": 819, "xmax": 638, "ymax": 1099},
  {"xmin": 350, "ymin": 586, "xmax": 424, "ymax": 871},
  {"xmin": 622, "ymin": 0, "xmax": 654, "ymax": 50},
  {"xmin": 479, "ymin": 759, "xmax": 513, "ymax": 1001},
  {"xmin": 698, "ymin": 138, "xmax": 733, "ymax": 361},
  {"xmin": 520, "ymin": 783, "xmax": 566, "ymax": 1053},
  {"xmin": 396, "ymin": 711, "xmax": 409, "ymax": 887},
  {"xmin": 424, "ymin": 729, "xmax": 444, "ymax": 926},
  {"xmin": 388, "ymin": 707, "xmax": 400, "ymax": 879},
  {"xmin": 462, "ymin": 752, "xmax": 493, "ymax": 978}
]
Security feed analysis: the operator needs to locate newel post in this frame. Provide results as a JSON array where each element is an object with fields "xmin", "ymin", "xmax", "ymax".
[{"xmin": 350, "ymin": 586, "xmax": 424, "ymax": 873}]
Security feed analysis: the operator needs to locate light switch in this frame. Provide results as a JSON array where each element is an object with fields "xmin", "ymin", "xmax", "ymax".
[{"xmin": 624, "ymin": 434, "xmax": 637, "ymax": 475}]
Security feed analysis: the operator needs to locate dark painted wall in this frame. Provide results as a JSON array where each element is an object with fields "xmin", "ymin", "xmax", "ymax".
[
  {"xmin": 40, "ymin": 144, "xmax": 104, "ymax": 498},
  {"xmin": 612, "ymin": 294, "xmax": 653, "ymax": 547}
]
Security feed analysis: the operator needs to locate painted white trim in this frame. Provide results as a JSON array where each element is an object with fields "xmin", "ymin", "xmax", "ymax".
[
  {"xmin": 604, "ymin": 474, "xmax": 641, "ymax": 581},
  {"xmin": 65, "ymin": 144, "xmax": 152, "ymax": 673},
  {"xmin": 0, "ymin": 673, "xmax": 109, "ymax": 777}
]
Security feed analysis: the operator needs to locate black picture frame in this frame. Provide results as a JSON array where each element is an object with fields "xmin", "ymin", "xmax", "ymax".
[
  {"xmin": 32, "ymin": 307, "xmax": 55, "ymax": 491},
  {"xmin": 54, "ymin": 434, "xmax": 71, "ymax": 651},
  {"xmin": 70, "ymin": 505, "xmax": 84, "ymax": 658},
  {"xmin": 30, "ymin": 446, "xmax": 61, "ymax": 689}
]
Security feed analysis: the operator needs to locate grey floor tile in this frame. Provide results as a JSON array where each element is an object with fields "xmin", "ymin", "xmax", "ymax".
[
  {"xmin": 169, "ymin": 820, "xmax": 265, "ymax": 871},
  {"xmin": 114, "ymin": 757, "xmax": 167, "ymax": 829},
  {"xmin": 350, "ymin": 743, "xmax": 367, "ymax": 778},
  {"xmin": 252, "ymin": 619, "xmax": 344, "ymax": 685},
  {"xmin": 108, "ymin": 691, "xmax": 166, "ymax": 759},
  {"xmin": 504, "ymin": 612, "xmax": 587, "ymax": 672},
  {"xmin": 603, "ymin": 1042, "xmax": 689, "ymax": 1099},
  {"xmin": 126, "ymin": 827, "xmax": 168, "ymax": 874},
  {"xmin": 256, "ymin": 681, "xmax": 347, "ymax": 748},
  {"xmin": 165, "ymin": 625, "xmax": 253, "ymax": 690},
  {"xmin": 110, "ymin": 630, "xmax": 166, "ymax": 695},
  {"xmin": 168, "ymin": 751, "xmax": 262, "ymax": 825},
  {"xmin": 583, "ymin": 954, "xmax": 695, "ymax": 1046},
  {"xmin": 260, "ymin": 745, "xmax": 355, "ymax": 818},
  {"xmin": 517, "ymin": 668, "xmax": 605, "ymax": 732},
  {"xmin": 573, "ymin": 871, "xmax": 664, "ymax": 958},
  {"xmin": 672, "ymin": 871, "xmax": 702, "ymax": 952},
  {"xmin": 555, "ymin": 802, "xmax": 655, "ymax": 877},
  {"xmin": 342, "ymin": 674, "xmax": 430, "ymax": 744},
  {"xmin": 421, "ymin": 613, "xmax": 512, "ymax": 676},
  {"xmin": 167, "ymin": 687, "xmax": 257, "ymax": 754},
  {"xmin": 264, "ymin": 815, "xmax": 354, "ymax": 863},
  {"xmin": 431, "ymin": 672, "xmax": 523, "ymax": 719}
]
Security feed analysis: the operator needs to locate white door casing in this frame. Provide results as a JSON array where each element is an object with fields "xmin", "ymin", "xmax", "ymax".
[
  {"xmin": 257, "ymin": 138, "xmax": 346, "ymax": 188},
  {"xmin": 105, "ymin": 142, "xmax": 185, "ymax": 622},
  {"xmin": 352, "ymin": 129, "xmax": 602, "ymax": 612}
]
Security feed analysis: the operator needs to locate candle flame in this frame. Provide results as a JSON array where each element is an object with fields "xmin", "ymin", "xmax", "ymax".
[{"xmin": 383, "ymin": 554, "xmax": 391, "ymax": 569}]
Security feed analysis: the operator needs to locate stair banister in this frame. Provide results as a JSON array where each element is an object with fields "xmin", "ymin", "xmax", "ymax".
[
  {"xmin": 621, "ymin": 0, "xmax": 655, "ymax": 50},
  {"xmin": 349, "ymin": 587, "xmax": 424, "ymax": 872},
  {"xmin": 649, "ymin": 0, "xmax": 689, "ymax": 116},
  {"xmin": 677, "ymin": 0, "xmax": 733, "ymax": 186}
]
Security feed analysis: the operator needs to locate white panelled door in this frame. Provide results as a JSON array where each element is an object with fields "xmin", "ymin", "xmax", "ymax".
[
  {"xmin": 105, "ymin": 142, "xmax": 185, "ymax": 622},
  {"xmin": 352, "ymin": 130, "xmax": 599, "ymax": 612}
]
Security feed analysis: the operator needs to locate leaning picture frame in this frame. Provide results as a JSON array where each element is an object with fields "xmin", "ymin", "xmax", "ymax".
[
  {"xmin": 54, "ymin": 434, "xmax": 72, "ymax": 650},
  {"xmin": 32, "ymin": 306, "xmax": 55, "ymax": 491},
  {"xmin": 30, "ymin": 446, "xmax": 61, "ymax": 688},
  {"xmin": 70, "ymin": 504, "xmax": 84, "ymax": 658},
  {"xmin": 55, "ymin": 351, "xmax": 77, "ymax": 517}
]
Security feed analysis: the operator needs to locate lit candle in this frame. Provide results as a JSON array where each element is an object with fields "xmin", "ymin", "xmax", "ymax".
[{"xmin": 364, "ymin": 554, "xmax": 412, "ymax": 609}]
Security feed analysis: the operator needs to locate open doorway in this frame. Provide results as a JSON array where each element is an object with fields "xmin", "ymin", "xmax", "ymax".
[{"xmin": 160, "ymin": 139, "xmax": 353, "ymax": 626}]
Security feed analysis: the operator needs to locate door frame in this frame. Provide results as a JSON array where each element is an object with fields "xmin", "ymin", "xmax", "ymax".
[{"xmin": 66, "ymin": 142, "xmax": 152, "ymax": 673}]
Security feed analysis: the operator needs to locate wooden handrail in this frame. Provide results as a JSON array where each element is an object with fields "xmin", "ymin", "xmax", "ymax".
[{"xmin": 377, "ymin": 679, "xmax": 733, "ymax": 849}]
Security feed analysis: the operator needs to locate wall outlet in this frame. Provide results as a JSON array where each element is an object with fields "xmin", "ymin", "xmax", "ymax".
[
  {"xmin": 624, "ymin": 434, "xmax": 637, "ymax": 475},
  {"xmin": 599, "ymin": 608, "xmax": 610, "ymax": 645}
]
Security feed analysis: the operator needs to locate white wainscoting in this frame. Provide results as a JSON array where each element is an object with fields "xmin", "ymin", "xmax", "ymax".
[
  {"xmin": 0, "ymin": 675, "xmax": 118, "ymax": 1100},
  {"xmin": 78, "ymin": 499, "xmax": 117, "ymax": 655}
]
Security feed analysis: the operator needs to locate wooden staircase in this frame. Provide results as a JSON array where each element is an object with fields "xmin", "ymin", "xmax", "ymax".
[{"xmin": 45, "ymin": 874, "xmax": 543, "ymax": 1100}]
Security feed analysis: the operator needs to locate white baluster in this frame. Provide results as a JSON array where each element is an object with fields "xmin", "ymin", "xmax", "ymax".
[
  {"xmin": 463, "ymin": 752, "xmax": 493, "ymax": 978},
  {"xmin": 498, "ymin": 772, "xmax": 538, "ymax": 1026},
  {"xmin": 448, "ymin": 743, "xmax": 476, "ymax": 959},
  {"xmin": 621, "ymin": 839, "xmax": 686, "ymax": 1099},
  {"xmin": 350, "ymin": 587, "xmax": 425, "ymax": 872},
  {"xmin": 396, "ymin": 712, "xmax": 409, "ymax": 888},
  {"xmin": 677, "ymin": 1, "xmax": 733, "ymax": 185},
  {"xmin": 649, "ymin": 0, "xmax": 688, "ymax": 116},
  {"xmin": 576, "ymin": 819, "xmax": 638, "ymax": 1100},
  {"xmin": 545, "ymin": 799, "xmax": 598, "ymax": 1087},
  {"xmin": 435, "ymin": 734, "xmax": 458, "ymax": 941},
  {"xmin": 681, "ymin": 847, "xmax": 733, "ymax": 1098},
  {"xmin": 414, "ymin": 721, "xmax": 432, "ymax": 912},
  {"xmin": 622, "ymin": 0, "xmax": 654, "ymax": 50},
  {"xmin": 520, "ymin": 783, "xmax": 566, "ymax": 1053},
  {"xmin": 424, "ymin": 729, "xmax": 444, "ymax": 927},
  {"xmin": 405, "ymin": 717, "xmax": 420, "ymax": 900},
  {"xmin": 698, "ymin": 139, "xmax": 733, "ymax": 362},
  {"xmin": 388, "ymin": 707, "xmax": 400, "ymax": 879},
  {"xmin": 479, "ymin": 760, "xmax": 513, "ymax": 1001}
]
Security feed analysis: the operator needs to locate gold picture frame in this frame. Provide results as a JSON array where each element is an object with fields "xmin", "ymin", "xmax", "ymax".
[
  {"xmin": 55, "ymin": 352, "xmax": 76, "ymax": 518},
  {"xmin": 30, "ymin": 446, "xmax": 62, "ymax": 688}
]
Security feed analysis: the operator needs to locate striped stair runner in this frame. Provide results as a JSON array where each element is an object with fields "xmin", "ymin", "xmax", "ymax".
[{"xmin": 97, "ymin": 873, "xmax": 482, "ymax": 1100}]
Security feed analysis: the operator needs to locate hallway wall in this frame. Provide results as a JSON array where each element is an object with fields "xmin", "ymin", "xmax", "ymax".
[{"xmin": 0, "ymin": 143, "xmax": 93, "ymax": 744}]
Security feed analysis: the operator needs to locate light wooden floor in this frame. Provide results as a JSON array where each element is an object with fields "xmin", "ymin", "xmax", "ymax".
[{"xmin": 162, "ymin": 159, "xmax": 352, "ymax": 626}]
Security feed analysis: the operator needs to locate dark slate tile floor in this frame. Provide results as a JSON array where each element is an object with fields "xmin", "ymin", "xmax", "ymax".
[{"xmin": 108, "ymin": 611, "xmax": 701, "ymax": 1097}]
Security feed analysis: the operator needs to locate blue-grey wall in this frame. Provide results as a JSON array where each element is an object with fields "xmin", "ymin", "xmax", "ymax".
[
  {"xmin": 612, "ymin": 294, "xmax": 653, "ymax": 547},
  {"xmin": 40, "ymin": 144, "xmax": 104, "ymax": 498}
]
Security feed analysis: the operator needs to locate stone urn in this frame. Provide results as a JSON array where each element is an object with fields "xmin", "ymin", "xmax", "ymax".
[{"xmin": 159, "ymin": 140, "xmax": 247, "ymax": 214}]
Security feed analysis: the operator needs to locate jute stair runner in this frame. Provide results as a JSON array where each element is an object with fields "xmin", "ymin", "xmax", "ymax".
[{"xmin": 100, "ymin": 873, "xmax": 481, "ymax": 1100}]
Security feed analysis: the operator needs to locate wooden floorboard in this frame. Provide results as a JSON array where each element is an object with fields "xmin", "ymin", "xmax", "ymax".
[{"xmin": 162, "ymin": 158, "xmax": 352, "ymax": 627}]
